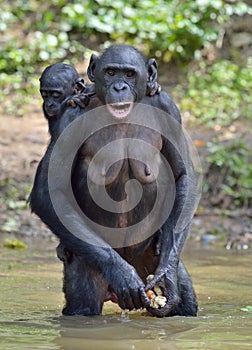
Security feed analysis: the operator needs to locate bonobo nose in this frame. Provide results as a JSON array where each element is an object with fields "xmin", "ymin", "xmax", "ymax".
[
  {"xmin": 113, "ymin": 81, "xmax": 127, "ymax": 91},
  {"xmin": 47, "ymin": 100, "xmax": 55, "ymax": 108}
]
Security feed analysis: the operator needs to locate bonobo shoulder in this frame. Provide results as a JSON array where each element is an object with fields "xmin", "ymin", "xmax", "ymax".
[
  {"xmin": 51, "ymin": 94, "xmax": 102, "ymax": 141},
  {"xmin": 142, "ymin": 91, "xmax": 181, "ymax": 124},
  {"xmin": 51, "ymin": 103, "xmax": 83, "ymax": 141}
]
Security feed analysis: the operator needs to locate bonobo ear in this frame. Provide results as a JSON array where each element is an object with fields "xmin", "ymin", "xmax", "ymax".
[
  {"xmin": 74, "ymin": 78, "xmax": 86, "ymax": 94},
  {"xmin": 146, "ymin": 58, "xmax": 158, "ymax": 85},
  {"xmin": 87, "ymin": 54, "xmax": 100, "ymax": 83},
  {"xmin": 146, "ymin": 58, "xmax": 161, "ymax": 96}
]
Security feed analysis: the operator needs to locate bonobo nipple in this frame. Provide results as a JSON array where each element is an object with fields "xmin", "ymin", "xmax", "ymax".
[{"xmin": 145, "ymin": 165, "xmax": 152, "ymax": 176}]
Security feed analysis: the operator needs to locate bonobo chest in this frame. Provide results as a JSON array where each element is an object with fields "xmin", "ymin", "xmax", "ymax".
[{"xmin": 80, "ymin": 123, "xmax": 163, "ymax": 185}]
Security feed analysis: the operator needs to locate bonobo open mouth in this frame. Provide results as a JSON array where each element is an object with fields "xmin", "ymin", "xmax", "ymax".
[
  {"xmin": 107, "ymin": 102, "xmax": 133, "ymax": 119},
  {"xmin": 47, "ymin": 112, "xmax": 57, "ymax": 117}
]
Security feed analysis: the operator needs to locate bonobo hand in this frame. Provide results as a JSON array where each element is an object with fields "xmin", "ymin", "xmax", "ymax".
[
  {"xmin": 145, "ymin": 266, "xmax": 180, "ymax": 317},
  {"xmin": 108, "ymin": 263, "xmax": 150, "ymax": 311},
  {"xmin": 56, "ymin": 242, "xmax": 73, "ymax": 264},
  {"xmin": 67, "ymin": 94, "xmax": 91, "ymax": 108},
  {"xmin": 146, "ymin": 81, "xmax": 161, "ymax": 97}
]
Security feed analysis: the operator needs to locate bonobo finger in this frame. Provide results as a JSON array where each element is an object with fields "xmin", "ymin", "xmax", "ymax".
[
  {"xmin": 117, "ymin": 294, "xmax": 126, "ymax": 311},
  {"xmin": 139, "ymin": 287, "xmax": 151, "ymax": 308},
  {"xmin": 125, "ymin": 296, "xmax": 135, "ymax": 311},
  {"xmin": 118, "ymin": 290, "xmax": 135, "ymax": 311},
  {"xmin": 145, "ymin": 273, "xmax": 165, "ymax": 291},
  {"xmin": 121, "ymin": 287, "xmax": 137, "ymax": 311},
  {"xmin": 67, "ymin": 99, "xmax": 77, "ymax": 108},
  {"xmin": 129, "ymin": 288, "xmax": 143, "ymax": 309}
]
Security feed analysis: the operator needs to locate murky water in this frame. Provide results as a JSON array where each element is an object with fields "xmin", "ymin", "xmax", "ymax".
[{"xmin": 0, "ymin": 238, "xmax": 251, "ymax": 350}]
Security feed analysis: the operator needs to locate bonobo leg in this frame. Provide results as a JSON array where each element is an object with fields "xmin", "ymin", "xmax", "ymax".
[{"xmin": 56, "ymin": 242, "xmax": 108, "ymax": 316}]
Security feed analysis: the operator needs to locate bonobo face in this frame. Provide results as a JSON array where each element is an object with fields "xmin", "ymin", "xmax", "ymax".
[
  {"xmin": 40, "ymin": 64, "xmax": 79, "ymax": 117},
  {"xmin": 40, "ymin": 80, "xmax": 73, "ymax": 117},
  {"xmin": 88, "ymin": 45, "xmax": 149, "ymax": 119}
]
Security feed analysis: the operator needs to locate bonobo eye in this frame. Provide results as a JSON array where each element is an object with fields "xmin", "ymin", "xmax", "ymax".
[
  {"xmin": 105, "ymin": 69, "xmax": 115, "ymax": 77},
  {"xmin": 125, "ymin": 70, "xmax": 136, "ymax": 78},
  {"xmin": 40, "ymin": 90, "xmax": 48, "ymax": 98},
  {"xmin": 52, "ymin": 91, "xmax": 62, "ymax": 98}
]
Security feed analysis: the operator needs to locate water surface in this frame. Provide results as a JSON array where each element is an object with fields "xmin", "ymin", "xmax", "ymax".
[{"xmin": 0, "ymin": 238, "xmax": 251, "ymax": 349}]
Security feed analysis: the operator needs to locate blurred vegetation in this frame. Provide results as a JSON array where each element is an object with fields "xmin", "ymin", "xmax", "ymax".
[
  {"xmin": 1, "ymin": 0, "xmax": 250, "ymax": 70},
  {"xmin": 177, "ymin": 60, "xmax": 252, "ymax": 127},
  {"xmin": 1, "ymin": 0, "xmax": 251, "ymax": 97},
  {"xmin": 0, "ymin": 0, "xmax": 251, "ymax": 210},
  {"xmin": 4, "ymin": 238, "xmax": 27, "ymax": 250},
  {"xmin": 206, "ymin": 139, "xmax": 252, "ymax": 207},
  {"xmin": 241, "ymin": 306, "xmax": 252, "ymax": 313}
]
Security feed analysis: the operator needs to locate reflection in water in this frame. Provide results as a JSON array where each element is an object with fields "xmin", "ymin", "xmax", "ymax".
[
  {"xmin": 54, "ymin": 314, "xmax": 198, "ymax": 350},
  {"xmin": 0, "ymin": 239, "xmax": 251, "ymax": 350}
]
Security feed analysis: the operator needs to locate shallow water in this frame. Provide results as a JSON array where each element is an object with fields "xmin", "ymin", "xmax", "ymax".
[{"xmin": 0, "ymin": 238, "xmax": 251, "ymax": 350}]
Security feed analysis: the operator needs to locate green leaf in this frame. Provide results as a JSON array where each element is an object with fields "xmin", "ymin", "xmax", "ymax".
[
  {"xmin": 4, "ymin": 238, "xmax": 27, "ymax": 250},
  {"xmin": 241, "ymin": 306, "xmax": 252, "ymax": 313}
]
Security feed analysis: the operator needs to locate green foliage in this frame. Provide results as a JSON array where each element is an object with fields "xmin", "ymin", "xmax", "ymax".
[
  {"xmin": 62, "ymin": 0, "xmax": 251, "ymax": 61},
  {"xmin": 0, "ymin": 1, "xmax": 82, "ymax": 115},
  {"xmin": 4, "ymin": 238, "xmax": 27, "ymax": 250},
  {"xmin": 0, "ymin": 2, "xmax": 249, "ymax": 99},
  {"xmin": 0, "ymin": 180, "xmax": 31, "ymax": 235},
  {"xmin": 0, "ymin": 0, "xmax": 250, "ymax": 116},
  {"xmin": 206, "ymin": 138, "xmax": 252, "ymax": 207},
  {"xmin": 0, "ymin": 179, "xmax": 30, "ymax": 208},
  {"xmin": 2, "ymin": 217, "xmax": 19, "ymax": 234},
  {"xmin": 1, "ymin": 0, "xmax": 251, "ymax": 72},
  {"xmin": 241, "ymin": 306, "xmax": 252, "ymax": 313},
  {"xmin": 178, "ymin": 60, "xmax": 252, "ymax": 126}
]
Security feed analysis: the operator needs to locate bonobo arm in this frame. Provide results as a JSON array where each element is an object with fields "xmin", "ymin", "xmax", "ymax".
[
  {"xmin": 145, "ymin": 136, "xmax": 191, "ymax": 316},
  {"xmin": 29, "ymin": 142, "xmax": 150, "ymax": 311},
  {"xmin": 143, "ymin": 93, "xmax": 195, "ymax": 316},
  {"xmin": 142, "ymin": 91, "xmax": 181, "ymax": 124}
]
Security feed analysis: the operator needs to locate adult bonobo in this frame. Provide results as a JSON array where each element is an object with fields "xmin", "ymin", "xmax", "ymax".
[
  {"xmin": 30, "ymin": 44, "xmax": 199, "ymax": 317},
  {"xmin": 40, "ymin": 63, "xmax": 88, "ymax": 135}
]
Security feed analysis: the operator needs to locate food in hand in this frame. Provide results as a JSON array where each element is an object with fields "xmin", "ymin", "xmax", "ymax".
[
  {"xmin": 146, "ymin": 289, "xmax": 155, "ymax": 300},
  {"xmin": 146, "ymin": 274, "xmax": 167, "ymax": 309}
]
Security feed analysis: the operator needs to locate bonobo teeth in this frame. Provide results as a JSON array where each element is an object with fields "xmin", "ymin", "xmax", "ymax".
[{"xmin": 107, "ymin": 102, "xmax": 133, "ymax": 119}]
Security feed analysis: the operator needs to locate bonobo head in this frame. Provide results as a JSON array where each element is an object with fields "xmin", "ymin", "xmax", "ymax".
[
  {"xmin": 87, "ymin": 44, "xmax": 158, "ymax": 119},
  {"xmin": 40, "ymin": 63, "xmax": 85, "ymax": 118}
]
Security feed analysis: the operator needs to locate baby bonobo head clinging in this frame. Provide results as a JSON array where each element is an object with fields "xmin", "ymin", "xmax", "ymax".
[{"xmin": 40, "ymin": 63, "xmax": 85, "ymax": 120}]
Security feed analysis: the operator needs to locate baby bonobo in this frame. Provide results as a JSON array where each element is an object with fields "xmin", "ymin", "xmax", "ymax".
[{"xmin": 39, "ymin": 63, "xmax": 90, "ymax": 135}]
